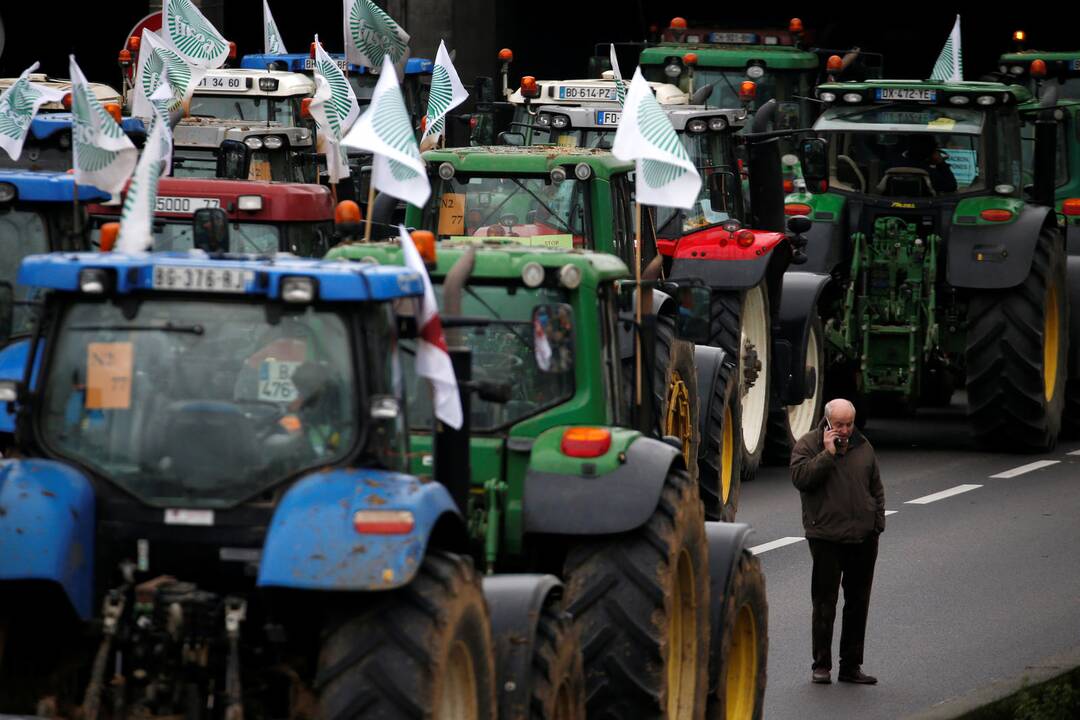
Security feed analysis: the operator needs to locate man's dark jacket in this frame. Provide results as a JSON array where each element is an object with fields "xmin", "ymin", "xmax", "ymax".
[{"xmin": 790, "ymin": 418, "xmax": 886, "ymax": 543}]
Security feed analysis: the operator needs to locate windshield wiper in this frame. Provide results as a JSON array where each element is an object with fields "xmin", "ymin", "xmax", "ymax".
[
  {"xmin": 68, "ymin": 322, "xmax": 205, "ymax": 335},
  {"xmin": 509, "ymin": 178, "xmax": 574, "ymax": 234}
]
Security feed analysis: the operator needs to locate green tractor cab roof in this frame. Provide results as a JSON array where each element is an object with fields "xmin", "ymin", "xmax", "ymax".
[
  {"xmin": 640, "ymin": 43, "xmax": 818, "ymax": 71},
  {"xmin": 328, "ymin": 241, "xmax": 629, "ymax": 287},
  {"xmin": 815, "ymin": 79, "xmax": 1032, "ymax": 107},
  {"xmin": 999, "ymin": 51, "xmax": 1080, "ymax": 66},
  {"xmin": 421, "ymin": 146, "xmax": 634, "ymax": 178}
]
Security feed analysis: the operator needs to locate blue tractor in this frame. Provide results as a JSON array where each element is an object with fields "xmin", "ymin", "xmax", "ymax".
[{"xmin": 0, "ymin": 212, "xmax": 577, "ymax": 718}]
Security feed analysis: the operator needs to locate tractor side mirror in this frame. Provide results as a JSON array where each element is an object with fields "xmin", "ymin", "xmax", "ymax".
[
  {"xmin": 799, "ymin": 137, "xmax": 829, "ymax": 194},
  {"xmin": 786, "ymin": 214, "xmax": 812, "ymax": 265},
  {"xmin": 0, "ymin": 281, "xmax": 13, "ymax": 344},
  {"xmin": 708, "ymin": 171, "xmax": 738, "ymax": 215},
  {"xmin": 193, "ymin": 208, "xmax": 230, "ymax": 253},
  {"xmin": 672, "ymin": 284, "xmax": 711, "ymax": 344},
  {"xmin": 217, "ymin": 139, "xmax": 251, "ymax": 180},
  {"xmin": 532, "ymin": 303, "xmax": 574, "ymax": 373}
]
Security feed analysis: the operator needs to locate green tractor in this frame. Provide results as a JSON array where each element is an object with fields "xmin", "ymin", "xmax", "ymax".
[
  {"xmin": 372, "ymin": 145, "xmax": 750, "ymax": 516},
  {"xmin": 785, "ymin": 78, "xmax": 1079, "ymax": 450},
  {"xmin": 328, "ymin": 238, "xmax": 768, "ymax": 718}
]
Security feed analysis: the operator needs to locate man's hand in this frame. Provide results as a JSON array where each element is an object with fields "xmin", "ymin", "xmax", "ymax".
[{"xmin": 824, "ymin": 428, "xmax": 840, "ymax": 455}]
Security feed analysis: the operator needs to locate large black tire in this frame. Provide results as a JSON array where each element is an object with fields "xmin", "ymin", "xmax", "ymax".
[
  {"xmin": 710, "ymin": 284, "xmax": 771, "ymax": 482},
  {"xmin": 315, "ymin": 551, "xmax": 496, "ymax": 720},
  {"xmin": 966, "ymin": 229, "xmax": 1068, "ymax": 452},
  {"xmin": 563, "ymin": 467, "xmax": 709, "ymax": 720},
  {"xmin": 529, "ymin": 600, "xmax": 587, "ymax": 719},
  {"xmin": 654, "ymin": 315, "xmax": 701, "ymax": 481},
  {"xmin": 700, "ymin": 358, "xmax": 743, "ymax": 522},
  {"xmin": 763, "ymin": 316, "xmax": 825, "ymax": 465},
  {"xmin": 707, "ymin": 552, "xmax": 768, "ymax": 720}
]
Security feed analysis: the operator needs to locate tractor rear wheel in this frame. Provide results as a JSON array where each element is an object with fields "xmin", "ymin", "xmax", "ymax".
[
  {"xmin": 711, "ymin": 284, "xmax": 771, "ymax": 482},
  {"xmin": 529, "ymin": 600, "xmax": 587, "ymax": 720},
  {"xmin": 563, "ymin": 466, "xmax": 709, "ymax": 719},
  {"xmin": 700, "ymin": 358, "xmax": 743, "ymax": 521},
  {"xmin": 654, "ymin": 315, "xmax": 700, "ymax": 480},
  {"xmin": 708, "ymin": 552, "xmax": 768, "ymax": 720},
  {"xmin": 315, "ymin": 551, "xmax": 496, "ymax": 720},
  {"xmin": 763, "ymin": 316, "xmax": 825, "ymax": 465},
  {"xmin": 966, "ymin": 229, "xmax": 1068, "ymax": 452}
]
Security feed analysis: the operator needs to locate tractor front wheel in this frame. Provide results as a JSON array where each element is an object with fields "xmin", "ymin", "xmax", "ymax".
[
  {"xmin": 528, "ymin": 600, "xmax": 587, "ymax": 719},
  {"xmin": 654, "ymin": 315, "xmax": 701, "ymax": 481},
  {"xmin": 708, "ymin": 551, "xmax": 768, "ymax": 720},
  {"xmin": 763, "ymin": 316, "xmax": 825, "ymax": 464},
  {"xmin": 700, "ymin": 358, "xmax": 743, "ymax": 521}
]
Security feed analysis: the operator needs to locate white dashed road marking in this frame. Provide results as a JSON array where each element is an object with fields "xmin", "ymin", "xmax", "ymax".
[
  {"xmin": 750, "ymin": 537, "xmax": 805, "ymax": 555},
  {"xmin": 906, "ymin": 484, "xmax": 982, "ymax": 505},
  {"xmin": 1067, "ymin": 450, "xmax": 1080, "ymax": 457},
  {"xmin": 989, "ymin": 460, "xmax": 1061, "ymax": 479}
]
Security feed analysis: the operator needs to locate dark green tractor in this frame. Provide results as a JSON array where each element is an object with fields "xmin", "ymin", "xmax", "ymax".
[{"xmin": 786, "ymin": 79, "xmax": 1079, "ymax": 450}]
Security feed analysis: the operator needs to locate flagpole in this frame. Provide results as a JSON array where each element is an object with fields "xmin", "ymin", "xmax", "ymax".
[
  {"xmin": 72, "ymin": 179, "xmax": 80, "ymax": 239},
  {"xmin": 634, "ymin": 200, "xmax": 643, "ymax": 407},
  {"xmin": 363, "ymin": 181, "xmax": 376, "ymax": 242}
]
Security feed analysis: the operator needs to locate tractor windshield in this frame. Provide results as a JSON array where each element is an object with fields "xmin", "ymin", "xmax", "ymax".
[
  {"xmin": 816, "ymin": 105, "xmax": 987, "ymax": 196},
  {"xmin": 656, "ymin": 130, "xmax": 740, "ymax": 236},
  {"xmin": 40, "ymin": 298, "xmax": 357, "ymax": 507},
  {"xmin": 0, "ymin": 209, "xmax": 50, "ymax": 334},
  {"xmin": 188, "ymin": 95, "xmax": 301, "ymax": 126},
  {"xmin": 405, "ymin": 284, "xmax": 574, "ymax": 431},
  {"xmin": 89, "ymin": 218, "xmax": 282, "ymax": 254},
  {"xmin": 427, "ymin": 174, "xmax": 589, "ymax": 248}
]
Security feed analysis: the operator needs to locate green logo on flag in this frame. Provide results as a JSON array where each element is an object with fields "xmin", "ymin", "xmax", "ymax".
[
  {"xmin": 267, "ymin": 22, "xmax": 283, "ymax": 54},
  {"xmin": 636, "ymin": 90, "xmax": 690, "ymax": 189},
  {"xmin": 72, "ymin": 86, "xmax": 120, "ymax": 173},
  {"xmin": 167, "ymin": 0, "xmax": 227, "ymax": 62},
  {"xmin": 424, "ymin": 63, "xmax": 452, "ymax": 136},
  {"xmin": 317, "ymin": 58, "xmax": 353, "ymax": 136},
  {"xmin": 372, "ymin": 86, "xmax": 420, "ymax": 181},
  {"xmin": 142, "ymin": 47, "xmax": 192, "ymax": 109},
  {"xmin": 0, "ymin": 79, "xmax": 39, "ymax": 140},
  {"xmin": 348, "ymin": 0, "xmax": 408, "ymax": 66}
]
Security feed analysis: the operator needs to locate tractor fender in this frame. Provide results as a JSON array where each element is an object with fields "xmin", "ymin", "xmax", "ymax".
[
  {"xmin": 0, "ymin": 338, "xmax": 37, "ymax": 434},
  {"xmin": 704, "ymin": 521, "xmax": 756, "ymax": 683},
  {"xmin": 523, "ymin": 436, "xmax": 682, "ymax": 535},
  {"xmin": 1068, "ymin": 256, "xmax": 1080, "ymax": 378},
  {"xmin": 0, "ymin": 459, "xmax": 96, "ymax": 620},
  {"xmin": 800, "ymin": 218, "xmax": 848, "ymax": 274},
  {"xmin": 776, "ymin": 271, "xmax": 831, "ymax": 404},
  {"xmin": 257, "ymin": 468, "xmax": 464, "ymax": 592},
  {"xmin": 618, "ymin": 289, "xmax": 674, "ymax": 361},
  {"xmin": 482, "ymin": 574, "xmax": 565, "ymax": 719},
  {"xmin": 669, "ymin": 247, "xmax": 782, "ymax": 292},
  {"xmin": 946, "ymin": 205, "xmax": 1055, "ymax": 289},
  {"xmin": 693, "ymin": 344, "xmax": 730, "ymax": 460}
]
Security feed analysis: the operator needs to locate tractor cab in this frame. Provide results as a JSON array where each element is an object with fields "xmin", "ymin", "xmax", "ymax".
[
  {"xmin": 187, "ymin": 68, "xmax": 315, "ymax": 127},
  {"xmin": 0, "ymin": 74, "xmax": 121, "ymax": 113},
  {"xmin": 86, "ymin": 177, "xmax": 335, "ymax": 255},
  {"xmin": 997, "ymin": 50, "xmax": 1080, "ymax": 100},
  {"xmin": 0, "ymin": 113, "xmax": 146, "ymax": 174},
  {"xmin": 171, "ymin": 118, "xmax": 317, "ymax": 184}
]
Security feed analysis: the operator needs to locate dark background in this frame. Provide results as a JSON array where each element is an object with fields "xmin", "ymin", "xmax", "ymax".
[{"xmin": 0, "ymin": 3, "xmax": 1069, "ymax": 90}]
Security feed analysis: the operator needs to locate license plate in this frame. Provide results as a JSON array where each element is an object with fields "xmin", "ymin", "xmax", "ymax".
[
  {"xmin": 558, "ymin": 86, "xmax": 617, "ymax": 100},
  {"xmin": 707, "ymin": 32, "xmax": 758, "ymax": 44},
  {"xmin": 596, "ymin": 110, "xmax": 621, "ymax": 126},
  {"xmin": 875, "ymin": 88, "xmax": 937, "ymax": 102},
  {"xmin": 154, "ymin": 196, "xmax": 221, "ymax": 214},
  {"xmin": 197, "ymin": 75, "xmax": 245, "ymax": 90},
  {"xmin": 164, "ymin": 509, "xmax": 214, "ymax": 526},
  {"xmin": 152, "ymin": 266, "xmax": 254, "ymax": 293},
  {"xmin": 303, "ymin": 57, "xmax": 348, "ymax": 71}
]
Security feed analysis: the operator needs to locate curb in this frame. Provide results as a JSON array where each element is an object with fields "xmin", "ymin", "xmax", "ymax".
[{"xmin": 902, "ymin": 645, "xmax": 1080, "ymax": 720}]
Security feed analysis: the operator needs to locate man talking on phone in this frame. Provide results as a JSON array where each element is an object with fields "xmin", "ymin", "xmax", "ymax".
[{"xmin": 791, "ymin": 398, "xmax": 886, "ymax": 685}]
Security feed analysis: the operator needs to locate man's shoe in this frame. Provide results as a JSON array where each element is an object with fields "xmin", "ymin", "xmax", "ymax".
[
  {"xmin": 838, "ymin": 668, "xmax": 877, "ymax": 684},
  {"xmin": 811, "ymin": 669, "xmax": 831, "ymax": 684}
]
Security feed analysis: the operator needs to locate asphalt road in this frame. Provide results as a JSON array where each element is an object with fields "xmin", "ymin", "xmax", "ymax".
[{"xmin": 736, "ymin": 398, "xmax": 1080, "ymax": 719}]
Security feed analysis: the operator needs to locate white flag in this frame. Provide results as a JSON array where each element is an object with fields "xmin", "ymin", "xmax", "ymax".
[
  {"xmin": 421, "ymin": 40, "xmax": 468, "ymax": 146},
  {"xmin": 70, "ymin": 56, "xmax": 137, "ymax": 195},
  {"xmin": 399, "ymin": 224, "xmax": 462, "ymax": 430},
  {"xmin": 163, "ymin": 0, "xmax": 230, "ymax": 69},
  {"xmin": 131, "ymin": 29, "xmax": 207, "ymax": 121},
  {"xmin": 149, "ymin": 66, "xmax": 175, "ymax": 176},
  {"xmin": 342, "ymin": 55, "xmax": 430, "ymax": 208},
  {"xmin": 264, "ymin": 0, "xmax": 287, "ymax": 54},
  {"xmin": 612, "ymin": 68, "xmax": 700, "ymax": 209},
  {"xmin": 311, "ymin": 75, "xmax": 352, "ymax": 183},
  {"xmin": 0, "ymin": 62, "xmax": 65, "ymax": 162},
  {"xmin": 343, "ymin": 0, "xmax": 410, "ymax": 70},
  {"xmin": 117, "ymin": 112, "xmax": 169, "ymax": 253},
  {"xmin": 931, "ymin": 15, "xmax": 963, "ymax": 83},
  {"xmin": 610, "ymin": 44, "xmax": 627, "ymax": 106},
  {"xmin": 313, "ymin": 34, "xmax": 360, "ymax": 138}
]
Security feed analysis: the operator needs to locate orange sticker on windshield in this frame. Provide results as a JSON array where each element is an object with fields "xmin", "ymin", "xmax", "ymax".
[
  {"xmin": 86, "ymin": 342, "xmax": 133, "ymax": 410},
  {"xmin": 438, "ymin": 193, "xmax": 466, "ymax": 236},
  {"xmin": 248, "ymin": 159, "xmax": 273, "ymax": 182}
]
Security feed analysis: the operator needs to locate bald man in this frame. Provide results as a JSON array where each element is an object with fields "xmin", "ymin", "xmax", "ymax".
[{"xmin": 791, "ymin": 398, "xmax": 886, "ymax": 685}]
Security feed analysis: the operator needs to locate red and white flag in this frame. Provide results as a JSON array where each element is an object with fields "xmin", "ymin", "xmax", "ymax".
[{"xmin": 399, "ymin": 225, "xmax": 463, "ymax": 430}]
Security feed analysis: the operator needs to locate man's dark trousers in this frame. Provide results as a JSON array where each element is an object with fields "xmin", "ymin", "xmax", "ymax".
[{"xmin": 808, "ymin": 535, "xmax": 878, "ymax": 672}]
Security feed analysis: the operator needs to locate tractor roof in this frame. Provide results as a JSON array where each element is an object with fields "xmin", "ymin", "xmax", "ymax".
[
  {"xmin": 240, "ymin": 53, "xmax": 434, "ymax": 76},
  {"xmin": 18, "ymin": 252, "xmax": 424, "ymax": 302},
  {"xmin": 328, "ymin": 241, "xmax": 629, "ymax": 287},
  {"xmin": 193, "ymin": 68, "xmax": 315, "ymax": 97},
  {"xmin": 816, "ymin": 79, "xmax": 1032, "ymax": 106},
  {"xmin": 0, "ymin": 74, "xmax": 121, "ymax": 110},
  {"xmin": 640, "ymin": 43, "xmax": 818, "ymax": 70},
  {"xmin": 999, "ymin": 51, "xmax": 1080, "ymax": 64},
  {"xmin": 26, "ymin": 113, "xmax": 145, "ymax": 140},
  {"xmin": 421, "ymin": 146, "xmax": 633, "ymax": 177},
  {"xmin": 87, "ymin": 178, "xmax": 333, "ymax": 222},
  {"xmin": 535, "ymin": 103, "xmax": 746, "ymax": 132},
  {"xmin": 0, "ymin": 170, "xmax": 110, "ymax": 203}
]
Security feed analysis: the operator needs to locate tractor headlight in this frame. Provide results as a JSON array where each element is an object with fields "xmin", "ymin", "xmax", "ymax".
[
  {"xmin": 244, "ymin": 136, "xmax": 264, "ymax": 150},
  {"xmin": 664, "ymin": 62, "xmax": 682, "ymax": 78},
  {"xmin": 438, "ymin": 162, "xmax": 456, "ymax": 180},
  {"xmin": 521, "ymin": 262, "xmax": 545, "ymax": 288},
  {"xmin": 708, "ymin": 116, "xmax": 728, "ymax": 131},
  {"xmin": 558, "ymin": 264, "xmax": 582, "ymax": 289},
  {"xmin": 687, "ymin": 118, "xmax": 708, "ymax": 133},
  {"xmin": 281, "ymin": 276, "xmax": 315, "ymax": 303},
  {"xmin": 78, "ymin": 269, "xmax": 109, "ymax": 294},
  {"xmin": 262, "ymin": 135, "xmax": 284, "ymax": 150}
]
